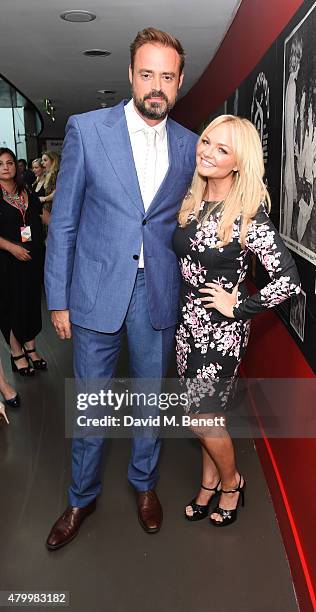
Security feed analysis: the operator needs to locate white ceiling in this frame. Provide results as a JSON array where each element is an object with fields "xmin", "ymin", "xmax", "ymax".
[{"xmin": 0, "ymin": 0, "xmax": 241, "ymax": 138}]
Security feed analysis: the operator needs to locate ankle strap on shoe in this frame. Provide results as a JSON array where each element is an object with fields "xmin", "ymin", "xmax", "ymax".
[
  {"xmin": 201, "ymin": 479, "xmax": 221, "ymax": 492},
  {"xmin": 12, "ymin": 354, "xmax": 25, "ymax": 362},
  {"xmin": 221, "ymin": 474, "xmax": 242, "ymax": 494}
]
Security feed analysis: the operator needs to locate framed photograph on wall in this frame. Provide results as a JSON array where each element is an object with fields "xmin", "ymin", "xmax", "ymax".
[
  {"xmin": 290, "ymin": 289, "xmax": 306, "ymax": 341},
  {"xmin": 279, "ymin": 1, "xmax": 316, "ymax": 266}
]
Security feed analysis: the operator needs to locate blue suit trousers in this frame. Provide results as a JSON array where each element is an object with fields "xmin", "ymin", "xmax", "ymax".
[{"xmin": 69, "ymin": 270, "xmax": 175, "ymax": 507}]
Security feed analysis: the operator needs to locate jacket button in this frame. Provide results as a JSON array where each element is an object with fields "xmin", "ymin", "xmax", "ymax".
[
  {"xmin": 133, "ymin": 254, "xmax": 139, "ymax": 260},
  {"xmin": 142, "ymin": 220, "xmax": 147, "ymax": 225}
]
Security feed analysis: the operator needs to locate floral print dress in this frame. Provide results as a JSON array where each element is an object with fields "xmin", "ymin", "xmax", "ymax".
[{"xmin": 173, "ymin": 201, "xmax": 301, "ymax": 413}]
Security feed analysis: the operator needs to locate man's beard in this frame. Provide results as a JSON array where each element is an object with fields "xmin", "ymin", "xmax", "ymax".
[{"xmin": 132, "ymin": 88, "xmax": 176, "ymax": 120}]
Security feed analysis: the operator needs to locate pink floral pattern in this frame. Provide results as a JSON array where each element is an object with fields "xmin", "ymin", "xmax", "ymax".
[{"xmin": 173, "ymin": 202, "xmax": 300, "ymax": 412}]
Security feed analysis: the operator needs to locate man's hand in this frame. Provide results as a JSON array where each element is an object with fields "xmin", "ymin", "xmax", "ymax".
[{"xmin": 51, "ymin": 310, "xmax": 72, "ymax": 339}]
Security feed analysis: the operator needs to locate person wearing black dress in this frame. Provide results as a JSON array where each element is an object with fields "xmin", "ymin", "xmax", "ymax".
[
  {"xmin": 18, "ymin": 159, "xmax": 35, "ymax": 190},
  {"xmin": 31, "ymin": 158, "xmax": 46, "ymax": 198},
  {"xmin": 0, "ymin": 148, "xmax": 47, "ymax": 375},
  {"xmin": 173, "ymin": 115, "xmax": 301, "ymax": 527}
]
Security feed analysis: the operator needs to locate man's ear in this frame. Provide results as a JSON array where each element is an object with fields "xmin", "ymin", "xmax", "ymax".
[
  {"xmin": 178, "ymin": 72, "xmax": 184, "ymax": 90},
  {"xmin": 128, "ymin": 65, "xmax": 133, "ymax": 85}
]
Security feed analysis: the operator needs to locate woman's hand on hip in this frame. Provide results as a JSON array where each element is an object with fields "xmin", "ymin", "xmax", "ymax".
[{"xmin": 199, "ymin": 283, "xmax": 238, "ymax": 318}]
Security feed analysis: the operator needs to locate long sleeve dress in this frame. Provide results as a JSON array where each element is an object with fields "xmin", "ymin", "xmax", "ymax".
[{"xmin": 173, "ymin": 201, "xmax": 301, "ymax": 413}]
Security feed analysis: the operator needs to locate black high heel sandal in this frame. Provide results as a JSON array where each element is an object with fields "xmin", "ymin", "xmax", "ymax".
[
  {"xmin": 11, "ymin": 354, "xmax": 34, "ymax": 377},
  {"xmin": 3, "ymin": 392, "xmax": 20, "ymax": 408},
  {"xmin": 185, "ymin": 480, "xmax": 221, "ymax": 522},
  {"xmin": 23, "ymin": 346, "xmax": 47, "ymax": 371},
  {"xmin": 209, "ymin": 474, "xmax": 245, "ymax": 527}
]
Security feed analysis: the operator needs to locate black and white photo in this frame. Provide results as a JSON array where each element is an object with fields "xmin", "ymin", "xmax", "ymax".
[
  {"xmin": 280, "ymin": 2, "xmax": 316, "ymax": 265},
  {"xmin": 290, "ymin": 288, "xmax": 306, "ymax": 341}
]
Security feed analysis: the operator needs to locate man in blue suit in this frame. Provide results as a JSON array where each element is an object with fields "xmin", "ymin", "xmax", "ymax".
[{"xmin": 45, "ymin": 27, "xmax": 198, "ymax": 549}]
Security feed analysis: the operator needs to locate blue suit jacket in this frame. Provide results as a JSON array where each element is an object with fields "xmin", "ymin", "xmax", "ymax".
[{"xmin": 45, "ymin": 100, "xmax": 198, "ymax": 332}]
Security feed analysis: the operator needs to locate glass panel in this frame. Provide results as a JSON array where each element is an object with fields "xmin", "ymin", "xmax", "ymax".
[
  {"xmin": 0, "ymin": 107, "xmax": 15, "ymax": 151},
  {"xmin": 0, "ymin": 77, "xmax": 12, "ymax": 108},
  {"xmin": 0, "ymin": 75, "xmax": 42, "ymax": 158},
  {"xmin": 13, "ymin": 106, "xmax": 27, "ymax": 160}
]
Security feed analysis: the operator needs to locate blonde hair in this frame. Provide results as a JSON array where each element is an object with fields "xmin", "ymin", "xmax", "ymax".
[
  {"xmin": 31, "ymin": 158, "xmax": 44, "ymax": 187},
  {"xmin": 42, "ymin": 151, "xmax": 60, "ymax": 192},
  {"xmin": 178, "ymin": 114, "xmax": 271, "ymax": 248},
  {"xmin": 32, "ymin": 157, "xmax": 43, "ymax": 167}
]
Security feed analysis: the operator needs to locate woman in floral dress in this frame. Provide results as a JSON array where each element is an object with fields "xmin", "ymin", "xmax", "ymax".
[{"xmin": 173, "ymin": 115, "xmax": 300, "ymax": 527}]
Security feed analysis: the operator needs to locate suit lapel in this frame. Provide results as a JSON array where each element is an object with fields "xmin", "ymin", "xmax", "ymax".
[
  {"xmin": 94, "ymin": 102, "xmax": 145, "ymax": 214},
  {"xmin": 94, "ymin": 104, "xmax": 187, "ymax": 216}
]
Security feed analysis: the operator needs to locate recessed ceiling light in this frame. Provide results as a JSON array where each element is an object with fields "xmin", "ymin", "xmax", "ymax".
[
  {"xmin": 97, "ymin": 89, "xmax": 116, "ymax": 94},
  {"xmin": 60, "ymin": 10, "xmax": 96, "ymax": 22},
  {"xmin": 83, "ymin": 49, "xmax": 111, "ymax": 57}
]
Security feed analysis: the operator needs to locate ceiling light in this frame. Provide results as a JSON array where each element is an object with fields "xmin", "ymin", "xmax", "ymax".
[
  {"xmin": 83, "ymin": 49, "xmax": 111, "ymax": 57},
  {"xmin": 60, "ymin": 10, "xmax": 96, "ymax": 22},
  {"xmin": 97, "ymin": 89, "xmax": 116, "ymax": 94},
  {"xmin": 43, "ymin": 98, "xmax": 56, "ymax": 122}
]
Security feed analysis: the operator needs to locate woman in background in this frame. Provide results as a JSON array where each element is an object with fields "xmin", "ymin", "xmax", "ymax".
[
  {"xmin": 40, "ymin": 151, "xmax": 60, "ymax": 226},
  {"xmin": 0, "ymin": 148, "xmax": 47, "ymax": 375},
  {"xmin": 174, "ymin": 115, "xmax": 300, "ymax": 527},
  {"xmin": 31, "ymin": 158, "xmax": 46, "ymax": 199}
]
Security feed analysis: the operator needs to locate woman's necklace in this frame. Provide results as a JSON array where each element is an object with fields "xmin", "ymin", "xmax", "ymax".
[
  {"xmin": 201, "ymin": 199, "xmax": 223, "ymax": 214},
  {"xmin": 1, "ymin": 185, "xmax": 28, "ymax": 226},
  {"xmin": 1, "ymin": 185, "xmax": 27, "ymax": 211}
]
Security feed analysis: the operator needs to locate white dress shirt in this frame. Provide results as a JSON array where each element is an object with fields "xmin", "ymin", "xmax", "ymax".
[{"xmin": 124, "ymin": 99, "xmax": 169, "ymax": 267}]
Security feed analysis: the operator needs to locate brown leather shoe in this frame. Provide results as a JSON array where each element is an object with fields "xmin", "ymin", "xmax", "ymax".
[
  {"xmin": 137, "ymin": 490, "xmax": 163, "ymax": 533},
  {"xmin": 46, "ymin": 500, "xmax": 96, "ymax": 551}
]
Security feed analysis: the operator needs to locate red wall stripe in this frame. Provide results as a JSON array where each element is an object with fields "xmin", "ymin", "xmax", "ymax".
[
  {"xmin": 246, "ymin": 378, "xmax": 316, "ymax": 610},
  {"xmin": 241, "ymin": 309, "xmax": 316, "ymax": 611},
  {"xmin": 242, "ymin": 311, "xmax": 314, "ymax": 378},
  {"xmin": 172, "ymin": 1, "xmax": 315, "ymax": 607},
  {"xmin": 172, "ymin": 0, "xmax": 305, "ymax": 129}
]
